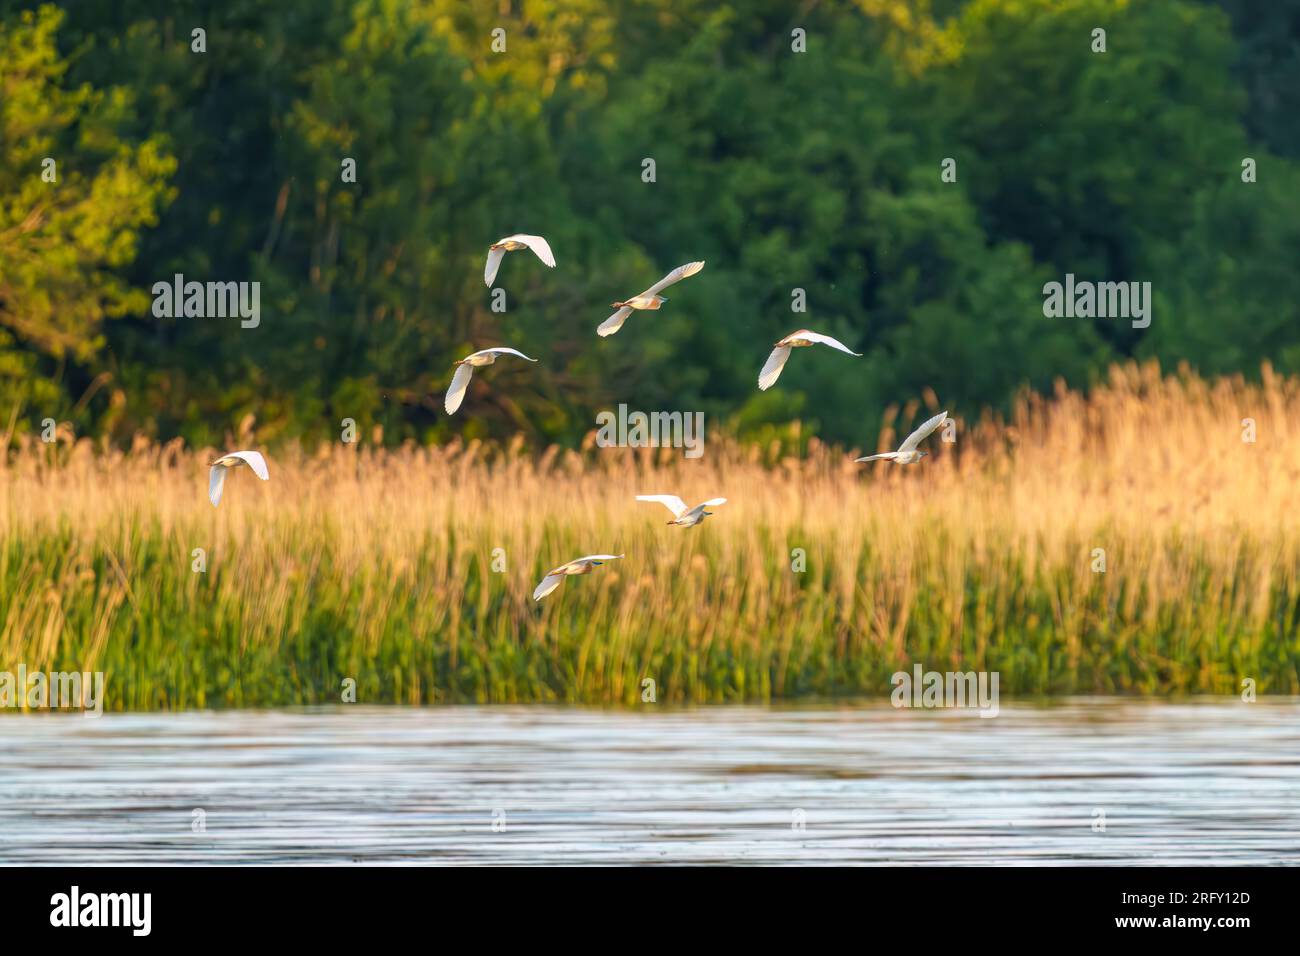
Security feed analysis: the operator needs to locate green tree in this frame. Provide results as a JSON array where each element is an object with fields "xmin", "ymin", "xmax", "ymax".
[{"xmin": 0, "ymin": 4, "xmax": 174, "ymax": 428}]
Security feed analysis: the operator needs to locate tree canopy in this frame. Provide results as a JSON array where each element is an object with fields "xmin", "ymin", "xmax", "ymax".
[{"xmin": 1, "ymin": 0, "xmax": 1296, "ymax": 449}]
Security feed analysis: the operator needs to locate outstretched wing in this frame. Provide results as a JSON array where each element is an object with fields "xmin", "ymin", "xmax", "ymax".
[
  {"xmin": 855, "ymin": 452, "xmax": 900, "ymax": 463},
  {"xmin": 445, "ymin": 363, "xmax": 475, "ymax": 415},
  {"xmin": 641, "ymin": 260, "xmax": 705, "ymax": 298},
  {"xmin": 533, "ymin": 572, "xmax": 565, "ymax": 601},
  {"xmin": 636, "ymin": 494, "xmax": 688, "ymax": 518},
  {"xmin": 227, "ymin": 450, "xmax": 269, "ymax": 480},
  {"xmin": 503, "ymin": 234, "xmax": 556, "ymax": 269},
  {"xmin": 758, "ymin": 345, "xmax": 791, "ymax": 391},
  {"xmin": 597, "ymin": 306, "xmax": 633, "ymax": 337},
  {"xmin": 800, "ymin": 330, "xmax": 862, "ymax": 356},
  {"xmin": 208, "ymin": 465, "xmax": 227, "ymax": 507},
  {"xmin": 575, "ymin": 554, "xmax": 624, "ymax": 564},
  {"xmin": 684, "ymin": 497, "xmax": 727, "ymax": 521},
  {"xmin": 482, "ymin": 347, "xmax": 538, "ymax": 362},
  {"xmin": 899, "ymin": 411, "xmax": 948, "ymax": 453},
  {"xmin": 484, "ymin": 246, "xmax": 506, "ymax": 287}
]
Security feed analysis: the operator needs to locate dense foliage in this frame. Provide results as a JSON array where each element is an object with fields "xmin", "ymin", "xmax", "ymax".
[{"xmin": 1, "ymin": 0, "xmax": 1296, "ymax": 449}]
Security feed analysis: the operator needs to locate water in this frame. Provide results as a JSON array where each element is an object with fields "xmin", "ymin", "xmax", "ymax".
[{"xmin": 1, "ymin": 700, "xmax": 1297, "ymax": 865}]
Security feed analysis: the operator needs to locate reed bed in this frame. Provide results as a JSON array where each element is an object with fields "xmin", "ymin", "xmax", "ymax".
[{"xmin": 2, "ymin": 361, "xmax": 1298, "ymax": 708}]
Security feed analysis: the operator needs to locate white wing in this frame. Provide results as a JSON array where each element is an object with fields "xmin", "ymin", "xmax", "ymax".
[
  {"xmin": 899, "ymin": 411, "xmax": 948, "ymax": 453},
  {"xmin": 642, "ymin": 260, "xmax": 705, "ymax": 298},
  {"xmin": 597, "ymin": 306, "xmax": 633, "ymax": 337},
  {"xmin": 484, "ymin": 246, "xmax": 506, "ymax": 287},
  {"xmin": 479, "ymin": 347, "xmax": 538, "ymax": 362},
  {"xmin": 501, "ymin": 234, "xmax": 556, "ymax": 269},
  {"xmin": 758, "ymin": 345, "xmax": 791, "ymax": 391},
  {"xmin": 533, "ymin": 573, "xmax": 565, "ymax": 601},
  {"xmin": 575, "ymin": 554, "xmax": 624, "ymax": 564},
  {"xmin": 636, "ymin": 494, "xmax": 688, "ymax": 518},
  {"xmin": 227, "ymin": 450, "xmax": 269, "ymax": 480},
  {"xmin": 445, "ymin": 363, "xmax": 474, "ymax": 415},
  {"xmin": 208, "ymin": 465, "xmax": 227, "ymax": 507},
  {"xmin": 799, "ymin": 330, "xmax": 863, "ymax": 356},
  {"xmin": 855, "ymin": 452, "xmax": 900, "ymax": 463},
  {"xmin": 686, "ymin": 496, "xmax": 728, "ymax": 520}
]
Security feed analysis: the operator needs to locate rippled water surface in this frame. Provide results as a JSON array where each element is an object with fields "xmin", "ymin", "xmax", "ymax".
[{"xmin": 2, "ymin": 700, "xmax": 1297, "ymax": 864}]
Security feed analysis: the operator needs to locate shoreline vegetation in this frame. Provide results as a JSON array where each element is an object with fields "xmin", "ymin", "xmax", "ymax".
[{"xmin": 2, "ymin": 362, "xmax": 1299, "ymax": 710}]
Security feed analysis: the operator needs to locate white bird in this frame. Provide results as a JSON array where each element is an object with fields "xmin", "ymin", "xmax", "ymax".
[
  {"xmin": 598, "ymin": 260, "xmax": 705, "ymax": 337},
  {"xmin": 635, "ymin": 494, "xmax": 727, "ymax": 528},
  {"xmin": 208, "ymin": 450, "xmax": 269, "ymax": 507},
  {"xmin": 856, "ymin": 411, "xmax": 949, "ymax": 464},
  {"xmin": 445, "ymin": 347, "xmax": 538, "ymax": 415},
  {"xmin": 532, "ymin": 554, "xmax": 625, "ymax": 601},
  {"xmin": 484, "ymin": 234, "xmax": 556, "ymax": 287},
  {"xmin": 758, "ymin": 329, "xmax": 862, "ymax": 390}
]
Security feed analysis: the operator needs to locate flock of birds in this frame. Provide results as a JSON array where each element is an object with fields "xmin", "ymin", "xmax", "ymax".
[{"xmin": 207, "ymin": 233, "xmax": 950, "ymax": 602}]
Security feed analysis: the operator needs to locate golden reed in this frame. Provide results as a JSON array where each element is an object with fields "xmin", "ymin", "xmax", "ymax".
[{"xmin": 1, "ymin": 361, "xmax": 1297, "ymax": 708}]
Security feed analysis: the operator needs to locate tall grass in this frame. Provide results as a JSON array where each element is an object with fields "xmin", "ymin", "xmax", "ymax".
[{"xmin": 2, "ymin": 361, "xmax": 1298, "ymax": 709}]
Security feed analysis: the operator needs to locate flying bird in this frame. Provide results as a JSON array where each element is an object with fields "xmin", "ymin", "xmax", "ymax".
[
  {"xmin": 598, "ymin": 260, "xmax": 705, "ymax": 337},
  {"xmin": 758, "ymin": 329, "xmax": 862, "ymax": 390},
  {"xmin": 484, "ymin": 234, "xmax": 555, "ymax": 287},
  {"xmin": 533, "ymin": 554, "xmax": 625, "ymax": 601},
  {"xmin": 856, "ymin": 411, "xmax": 949, "ymax": 464},
  {"xmin": 635, "ymin": 494, "xmax": 727, "ymax": 528},
  {"xmin": 445, "ymin": 347, "xmax": 538, "ymax": 415},
  {"xmin": 208, "ymin": 450, "xmax": 269, "ymax": 507}
]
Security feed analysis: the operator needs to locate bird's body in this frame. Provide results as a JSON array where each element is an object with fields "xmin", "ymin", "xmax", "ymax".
[
  {"xmin": 856, "ymin": 411, "xmax": 949, "ymax": 464},
  {"xmin": 758, "ymin": 329, "xmax": 862, "ymax": 390},
  {"xmin": 532, "ymin": 554, "xmax": 624, "ymax": 601},
  {"xmin": 635, "ymin": 494, "xmax": 727, "ymax": 528},
  {"xmin": 207, "ymin": 450, "xmax": 269, "ymax": 507},
  {"xmin": 484, "ymin": 234, "xmax": 555, "ymax": 287},
  {"xmin": 612, "ymin": 293, "xmax": 667, "ymax": 310},
  {"xmin": 445, "ymin": 347, "xmax": 538, "ymax": 415},
  {"xmin": 598, "ymin": 260, "xmax": 704, "ymax": 336}
]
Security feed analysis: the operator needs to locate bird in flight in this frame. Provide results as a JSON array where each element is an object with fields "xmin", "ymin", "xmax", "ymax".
[
  {"xmin": 445, "ymin": 347, "xmax": 538, "ymax": 415},
  {"xmin": 208, "ymin": 450, "xmax": 269, "ymax": 507},
  {"xmin": 635, "ymin": 494, "xmax": 727, "ymax": 528},
  {"xmin": 598, "ymin": 261, "xmax": 705, "ymax": 337},
  {"xmin": 758, "ymin": 329, "xmax": 862, "ymax": 390},
  {"xmin": 856, "ymin": 411, "xmax": 949, "ymax": 464},
  {"xmin": 484, "ymin": 234, "xmax": 555, "ymax": 287},
  {"xmin": 533, "ymin": 554, "xmax": 625, "ymax": 601}
]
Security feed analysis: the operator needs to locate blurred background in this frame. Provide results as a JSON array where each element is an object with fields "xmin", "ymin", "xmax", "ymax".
[{"xmin": 1, "ymin": 0, "xmax": 1297, "ymax": 451}]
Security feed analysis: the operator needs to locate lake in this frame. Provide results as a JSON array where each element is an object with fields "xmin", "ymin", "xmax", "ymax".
[{"xmin": 1, "ymin": 699, "xmax": 1297, "ymax": 864}]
